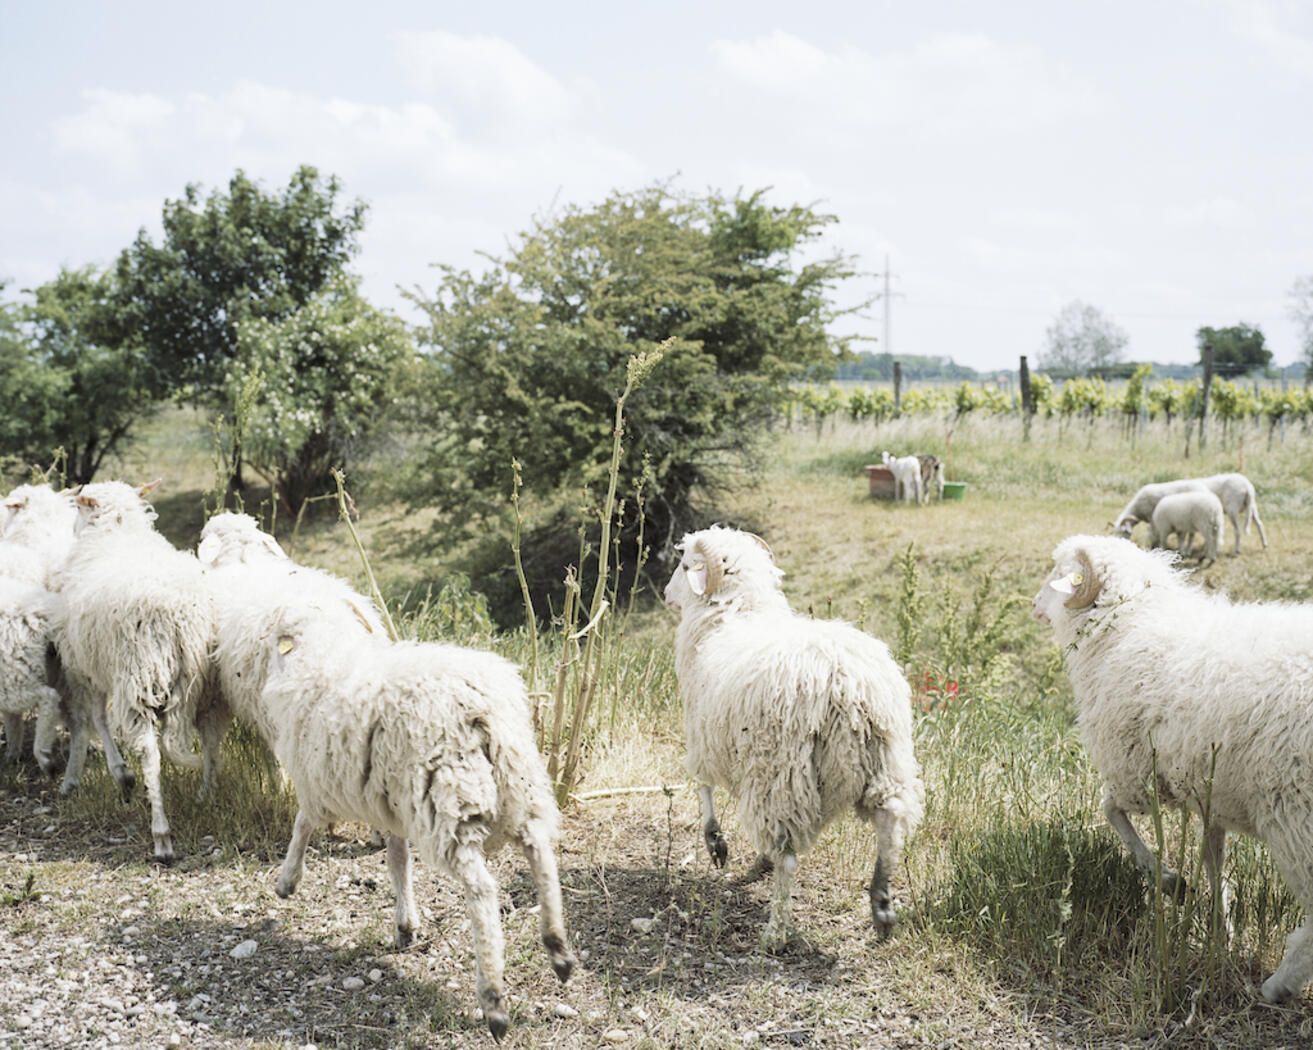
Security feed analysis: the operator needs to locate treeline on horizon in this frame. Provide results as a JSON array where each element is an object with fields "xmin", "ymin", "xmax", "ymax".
[{"xmin": 834, "ymin": 350, "xmax": 1311, "ymax": 384}]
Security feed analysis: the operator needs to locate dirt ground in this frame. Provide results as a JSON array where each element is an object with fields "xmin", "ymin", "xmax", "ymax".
[{"xmin": 4, "ymin": 772, "xmax": 1313, "ymax": 1050}]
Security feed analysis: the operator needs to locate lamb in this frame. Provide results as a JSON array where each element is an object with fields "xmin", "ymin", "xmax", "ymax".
[
  {"xmin": 664, "ymin": 525, "xmax": 925, "ymax": 946},
  {"xmin": 51, "ymin": 481, "xmax": 218, "ymax": 863},
  {"xmin": 1112, "ymin": 473, "xmax": 1267, "ymax": 554},
  {"xmin": 881, "ymin": 451, "xmax": 923, "ymax": 504},
  {"xmin": 1149, "ymin": 489, "xmax": 1224, "ymax": 566},
  {"xmin": 1033, "ymin": 534, "xmax": 1313, "ymax": 1003},
  {"xmin": 259, "ymin": 598, "xmax": 574, "ymax": 1040},
  {"xmin": 916, "ymin": 454, "xmax": 945, "ymax": 503}
]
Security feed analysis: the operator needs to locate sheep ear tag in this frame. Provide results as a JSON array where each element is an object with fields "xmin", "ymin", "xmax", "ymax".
[
  {"xmin": 277, "ymin": 637, "xmax": 295, "ymax": 655},
  {"xmin": 687, "ymin": 560, "xmax": 708, "ymax": 596},
  {"xmin": 1049, "ymin": 571, "xmax": 1082, "ymax": 595}
]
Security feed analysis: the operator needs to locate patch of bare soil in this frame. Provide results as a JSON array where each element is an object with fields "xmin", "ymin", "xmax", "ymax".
[{"xmin": 3, "ymin": 774, "xmax": 1313, "ymax": 1049}]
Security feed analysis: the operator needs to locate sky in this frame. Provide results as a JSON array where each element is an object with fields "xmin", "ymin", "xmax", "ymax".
[{"xmin": 3, "ymin": 0, "xmax": 1311, "ymax": 373}]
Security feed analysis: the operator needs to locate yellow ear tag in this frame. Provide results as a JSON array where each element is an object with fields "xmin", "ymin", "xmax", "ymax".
[
  {"xmin": 278, "ymin": 639, "xmax": 294, "ymax": 655},
  {"xmin": 1072, "ymin": 572, "xmax": 1083, "ymax": 586},
  {"xmin": 691, "ymin": 561, "xmax": 704, "ymax": 572}
]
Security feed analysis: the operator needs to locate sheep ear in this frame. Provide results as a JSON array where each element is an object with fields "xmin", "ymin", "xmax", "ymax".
[
  {"xmin": 77, "ymin": 494, "xmax": 99, "ymax": 510},
  {"xmin": 1063, "ymin": 550, "xmax": 1103, "ymax": 610},
  {"xmin": 137, "ymin": 478, "xmax": 162, "ymax": 498},
  {"xmin": 197, "ymin": 534, "xmax": 221, "ymax": 567}
]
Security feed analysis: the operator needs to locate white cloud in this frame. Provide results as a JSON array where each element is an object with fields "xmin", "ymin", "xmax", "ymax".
[
  {"xmin": 710, "ymin": 30, "xmax": 1104, "ymax": 139},
  {"xmin": 53, "ymin": 89, "xmax": 176, "ymax": 174}
]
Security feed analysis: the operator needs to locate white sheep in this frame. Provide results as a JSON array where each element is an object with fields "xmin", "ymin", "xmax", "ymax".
[
  {"xmin": 199, "ymin": 511, "xmax": 384, "ymax": 776},
  {"xmin": 0, "ymin": 484, "xmax": 81, "ymax": 773},
  {"xmin": 664, "ymin": 526, "xmax": 925, "ymax": 947},
  {"xmin": 51, "ymin": 481, "xmax": 218, "ymax": 863},
  {"xmin": 1149, "ymin": 489, "xmax": 1224, "ymax": 566},
  {"xmin": 881, "ymin": 451, "xmax": 923, "ymax": 504},
  {"xmin": 260, "ymin": 599, "xmax": 574, "ymax": 1040},
  {"xmin": 1112, "ymin": 473, "xmax": 1267, "ymax": 554},
  {"xmin": 1033, "ymin": 534, "xmax": 1313, "ymax": 1003},
  {"xmin": 0, "ymin": 578, "xmax": 63, "ymax": 770}
]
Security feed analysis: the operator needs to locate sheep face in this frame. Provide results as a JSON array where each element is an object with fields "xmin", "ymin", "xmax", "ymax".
[
  {"xmin": 198, "ymin": 512, "xmax": 287, "ymax": 568},
  {"xmin": 71, "ymin": 480, "xmax": 160, "ymax": 535},
  {"xmin": 1110, "ymin": 516, "xmax": 1136, "ymax": 540},
  {"xmin": 664, "ymin": 527, "xmax": 782, "ymax": 613},
  {"xmin": 1033, "ymin": 548, "xmax": 1102, "ymax": 630}
]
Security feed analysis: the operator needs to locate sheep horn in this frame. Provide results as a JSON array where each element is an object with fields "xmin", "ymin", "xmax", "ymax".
[
  {"xmin": 1063, "ymin": 549, "xmax": 1103, "ymax": 610},
  {"xmin": 693, "ymin": 539, "xmax": 723, "ymax": 596},
  {"xmin": 745, "ymin": 532, "xmax": 774, "ymax": 562}
]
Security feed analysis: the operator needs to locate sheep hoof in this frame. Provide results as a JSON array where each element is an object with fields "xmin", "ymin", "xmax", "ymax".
[
  {"xmin": 1261, "ymin": 975, "xmax": 1294, "ymax": 1004},
  {"xmin": 544, "ymin": 934, "xmax": 574, "ymax": 982},
  {"xmin": 274, "ymin": 878, "xmax": 296, "ymax": 899},
  {"xmin": 394, "ymin": 925, "xmax": 414, "ymax": 950},
  {"xmin": 759, "ymin": 924, "xmax": 791, "ymax": 953},
  {"xmin": 741, "ymin": 854, "xmax": 774, "ymax": 883},
  {"xmin": 704, "ymin": 822, "xmax": 728, "ymax": 868},
  {"xmin": 483, "ymin": 991, "xmax": 509, "ymax": 1041}
]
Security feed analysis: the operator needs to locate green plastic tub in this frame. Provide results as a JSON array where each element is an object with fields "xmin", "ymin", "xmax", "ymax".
[{"xmin": 942, "ymin": 481, "xmax": 968, "ymax": 500}]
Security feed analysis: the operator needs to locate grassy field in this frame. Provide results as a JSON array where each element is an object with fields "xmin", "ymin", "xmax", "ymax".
[{"xmin": 3, "ymin": 407, "xmax": 1313, "ymax": 1048}]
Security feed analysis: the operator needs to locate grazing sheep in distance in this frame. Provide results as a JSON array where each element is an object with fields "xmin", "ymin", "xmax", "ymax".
[
  {"xmin": 916, "ymin": 454, "xmax": 944, "ymax": 503},
  {"xmin": 881, "ymin": 451, "xmax": 923, "ymax": 504},
  {"xmin": 261, "ymin": 599, "xmax": 574, "ymax": 1040},
  {"xmin": 1033, "ymin": 534, "xmax": 1313, "ymax": 1003},
  {"xmin": 1149, "ymin": 489, "xmax": 1224, "ymax": 566},
  {"xmin": 51, "ymin": 481, "xmax": 218, "ymax": 863},
  {"xmin": 1112, "ymin": 473, "xmax": 1267, "ymax": 554},
  {"xmin": 665, "ymin": 526, "xmax": 924, "ymax": 947}
]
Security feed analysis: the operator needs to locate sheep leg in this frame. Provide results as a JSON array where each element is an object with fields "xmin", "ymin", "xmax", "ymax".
[
  {"xmin": 135, "ymin": 729, "xmax": 176, "ymax": 864},
  {"xmin": 1103, "ymin": 789, "xmax": 1185, "ymax": 898},
  {"xmin": 194, "ymin": 705, "xmax": 227, "ymax": 803},
  {"xmin": 762, "ymin": 850, "xmax": 798, "ymax": 950},
  {"xmin": 276, "ymin": 809, "xmax": 316, "ymax": 898},
  {"xmin": 698, "ymin": 784, "xmax": 728, "ymax": 868},
  {"xmin": 869, "ymin": 806, "xmax": 910, "ymax": 939},
  {"xmin": 32, "ymin": 687, "xmax": 63, "ymax": 776},
  {"xmin": 1263, "ymin": 921, "xmax": 1313, "ymax": 1003},
  {"xmin": 451, "ymin": 839, "xmax": 510, "ymax": 1041},
  {"xmin": 89, "ymin": 694, "xmax": 134, "ymax": 800},
  {"xmin": 385, "ymin": 835, "xmax": 418, "ymax": 948},
  {"xmin": 518, "ymin": 818, "xmax": 574, "ymax": 982},
  {"xmin": 57, "ymin": 699, "xmax": 94, "ymax": 794},
  {"xmin": 2, "ymin": 712, "xmax": 23, "ymax": 764}
]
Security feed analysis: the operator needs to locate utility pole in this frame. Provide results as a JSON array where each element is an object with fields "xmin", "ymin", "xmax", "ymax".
[{"xmin": 878, "ymin": 255, "xmax": 904, "ymax": 356}]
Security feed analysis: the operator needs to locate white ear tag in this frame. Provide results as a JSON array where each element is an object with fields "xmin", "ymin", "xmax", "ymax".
[
  {"xmin": 1049, "ymin": 571, "xmax": 1082, "ymax": 595},
  {"xmin": 687, "ymin": 560, "xmax": 708, "ymax": 596}
]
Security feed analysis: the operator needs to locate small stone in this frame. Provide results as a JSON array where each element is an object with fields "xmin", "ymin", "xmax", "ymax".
[
  {"xmin": 229, "ymin": 939, "xmax": 258, "ymax": 959},
  {"xmin": 367, "ymin": 968, "xmax": 383, "ymax": 983},
  {"xmin": 629, "ymin": 917, "xmax": 653, "ymax": 934},
  {"xmin": 742, "ymin": 1032, "xmax": 760, "ymax": 1045},
  {"xmin": 630, "ymin": 1005, "xmax": 649, "ymax": 1022},
  {"xmin": 603, "ymin": 1030, "xmax": 630, "ymax": 1044},
  {"xmin": 551, "ymin": 1002, "xmax": 579, "ymax": 1019},
  {"xmin": 122, "ymin": 926, "xmax": 140, "ymax": 938},
  {"xmin": 342, "ymin": 976, "xmax": 365, "ymax": 991},
  {"xmin": 166, "ymin": 1035, "xmax": 182, "ymax": 1048},
  {"xmin": 13, "ymin": 1014, "xmax": 32, "ymax": 1030}
]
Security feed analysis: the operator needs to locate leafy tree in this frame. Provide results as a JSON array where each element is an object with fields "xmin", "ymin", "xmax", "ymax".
[
  {"xmin": 228, "ymin": 280, "xmax": 415, "ymax": 516},
  {"xmin": 1195, "ymin": 324, "xmax": 1270, "ymax": 377},
  {"xmin": 1287, "ymin": 276, "xmax": 1313, "ymax": 376},
  {"xmin": 405, "ymin": 184, "xmax": 859, "ymax": 560},
  {"xmin": 0, "ymin": 267, "xmax": 157, "ymax": 483},
  {"xmin": 114, "ymin": 166, "xmax": 367, "ymax": 398},
  {"xmin": 1039, "ymin": 301, "xmax": 1128, "ymax": 374}
]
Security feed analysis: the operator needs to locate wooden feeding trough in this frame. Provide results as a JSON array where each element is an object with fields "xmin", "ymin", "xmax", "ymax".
[{"xmin": 863, "ymin": 464, "xmax": 897, "ymax": 500}]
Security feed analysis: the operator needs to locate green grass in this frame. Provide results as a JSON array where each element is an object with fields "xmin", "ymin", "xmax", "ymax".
[{"xmin": 7, "ymin": 404, "xmax": 1313, "ymax": 1047}]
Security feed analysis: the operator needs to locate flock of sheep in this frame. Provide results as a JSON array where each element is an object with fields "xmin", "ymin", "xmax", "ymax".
[{"xmin": 0, "ymin": 464, "xmax": 1311, "ymax": 1039}]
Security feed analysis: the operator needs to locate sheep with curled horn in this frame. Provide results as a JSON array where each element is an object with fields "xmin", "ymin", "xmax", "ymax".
[
  {"xmin": 1034, "ymin": 534, "xmax": 1313, "ymax": 1003},
  {"xmin": 665, "ymin": 525, "xmax": 924, "ymax": 947}
]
